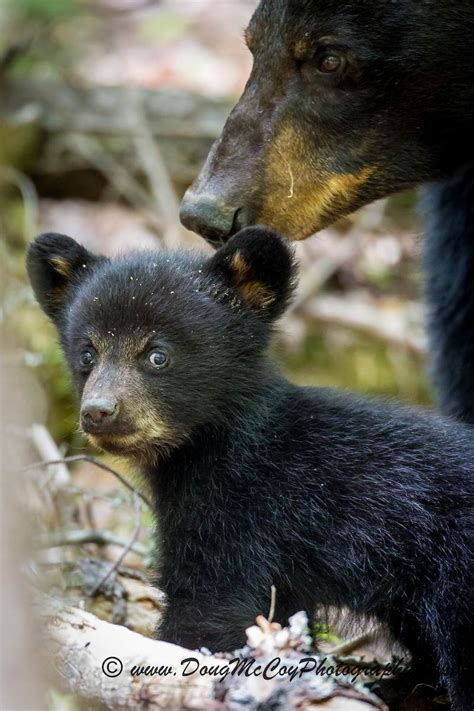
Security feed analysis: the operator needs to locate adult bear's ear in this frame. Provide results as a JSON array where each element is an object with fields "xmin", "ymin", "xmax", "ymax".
[
  {"xmin": 26, "ymin": 232, "xmax": 104, "ymax": 321},
  {"xmin": 203, "ymin": 226, "xmax": 297, "ymax": 319}
]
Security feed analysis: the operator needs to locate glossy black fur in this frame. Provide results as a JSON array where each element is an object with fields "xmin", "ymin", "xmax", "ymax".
[
  {"xmin": 27, "ymin": 228, "xmax": 474, "ymax": 710},
  {"xmin": 423, "ymin": 164, "xmax": 474, "ymax": 423},
  {"xmin": 180, "ymin": 0, "xmax": 474, "ymax": 424}
]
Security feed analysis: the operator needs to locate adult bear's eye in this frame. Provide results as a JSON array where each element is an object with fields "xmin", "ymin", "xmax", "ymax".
[
  {"xmin": 148, "ymin": 350, "xmax": 169, "ymax": 370},
  {"xmin": 79, "ymin": 350, "xmax": 95, "ymax": 368},
  {"xmin": 318, "ymin": 53, "xmax": 344, "ymax": 74}
]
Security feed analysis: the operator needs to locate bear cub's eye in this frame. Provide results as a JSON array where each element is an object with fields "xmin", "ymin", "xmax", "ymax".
[
  {"xmin": 79, "ymin": 350, "xmax": 95, "ymax": 368},
  {"xmin": 148, "ymin": 350, "xmax": 169, "ymax": 370},
  {"xmin": 318, "ymin": 53, "xmax": 344, "ymax": 74}
]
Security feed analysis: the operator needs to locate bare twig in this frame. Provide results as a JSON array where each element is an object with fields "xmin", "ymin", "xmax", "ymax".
[
  {"xmin": 129, "ymin": 94, "xmax": 198, "ymax": 250},
  {"xmin": 291, "ymin": 200, "xmax": 389, "ymax": 313},
  {"xmin": 87, "ymin": 0, "xmax": 163, "ymax": 17},
  {"xmin": 89, "ymin": 493, "xmax": 142, "ymax": 596},
  {"xmin": 268, "ymin": 584, "xmax": 277, "ymax": 624},
  {"xmin": 25, "ymin": 454, "xmax": 152, "ymax": 509},
  {"xmin": 38, "ymin": 528, "xmax": 148, "ymax": 557},
  {"xmin": 30, "ymin": 423, "xmax": 70, "ymax": 487},
  {"xmin": 0, "ymin": 165, "xmax": 39, "ymax": 239},
  {"xmin": 67, "ymin": 134, "xmax": 160, "ymax": 217},
  {"xmin": 330, "ymin": 631, "xmax": 377, "ymax": 656},
  {"xmin": 290, "ymin": 232, "xmax": 363, "ymax": 313}
]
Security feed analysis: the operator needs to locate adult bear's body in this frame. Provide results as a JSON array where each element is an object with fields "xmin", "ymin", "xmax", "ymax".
[{"xmin": 180, "ymin": 0, "xmax": 474, "ymax": 422}]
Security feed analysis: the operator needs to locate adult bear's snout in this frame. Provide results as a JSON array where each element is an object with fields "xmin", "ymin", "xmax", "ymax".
[{"xmin": 180, "ymin": 189, "xmax": 244, "ymax": 245}]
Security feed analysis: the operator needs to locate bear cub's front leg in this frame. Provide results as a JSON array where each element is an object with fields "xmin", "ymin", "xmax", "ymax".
[{"xmin": 157, "ymin": 588, "xmax": 261, "ymax": 651}]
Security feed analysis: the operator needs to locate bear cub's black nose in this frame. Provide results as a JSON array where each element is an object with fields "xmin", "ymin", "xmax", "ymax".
[{"xmin": 81, "ymin": 398, "xmax": 118, "ymax": 427}]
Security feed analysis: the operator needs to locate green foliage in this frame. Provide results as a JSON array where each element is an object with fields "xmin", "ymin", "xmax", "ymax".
[
  {"xmin": 11, "ymin": 303, "xmax": 80, "ymax": 444},
  {"xmin": 140, "ymin": 9, "xmax": 189, "ymax": 42},
  {"xmin": 278, "ymin": 329, "xmax": 431, "ymax": 407},
  {"xmin": 6, "ymin": 0, "xmax": 78, "ymax": 22},
  {"xmin": 313, "ymin": 620, "xmax": 341, "ymax": 645},
  {"xmin": 0, "ymin": 119, "xmax": 41, "ymax": 172},
  {"xmin": 1, "ymin": 0, "xmax": 97, "ymax": 81}
]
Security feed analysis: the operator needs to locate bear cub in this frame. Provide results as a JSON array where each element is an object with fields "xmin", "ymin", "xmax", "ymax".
[{"xmin": 27, "ymin": 228, "xmax": 473, "ymax": 710}]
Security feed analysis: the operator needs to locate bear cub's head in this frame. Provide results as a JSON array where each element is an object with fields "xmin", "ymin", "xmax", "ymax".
[{"xmin": 27, "ymin": 227, "xmax": 296, "ymax": 459}]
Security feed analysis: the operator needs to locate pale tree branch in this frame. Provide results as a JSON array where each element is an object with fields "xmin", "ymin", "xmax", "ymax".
[
  {"xmin": 37, "ymin": 528, "xmax": 149, "ymax": 557},
  {"xmin": 25, "ymin": 452, "xmax": 152, "ymax": 509},
  {"xmin": 305, "ymin": 295, "xmax": 426, "ymax": 357},
  {"xmin": 42, "ymin": 604, "xmax": 388, "ymax": 711},
  {"xmin": 88, "ymin": 493, "xmax": 142, "ymax": 596}
]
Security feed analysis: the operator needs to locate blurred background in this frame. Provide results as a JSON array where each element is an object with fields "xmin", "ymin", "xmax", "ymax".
[
  {"xmin": 0, "ymin": 1, "xmax": 430, "ymax": 707},
  {"xmin": 1, "ymin": 0, "xmax": 431, "ymax": 447}
]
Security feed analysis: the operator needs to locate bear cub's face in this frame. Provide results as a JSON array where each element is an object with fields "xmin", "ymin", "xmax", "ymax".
[{"xmin": 27, "ymin": 227, "xmax": 295, "ymax": 459}]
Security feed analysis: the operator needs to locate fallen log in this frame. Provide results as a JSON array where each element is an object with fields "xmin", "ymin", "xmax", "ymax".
[
  {"xmin": 2, "ymin": 79, "xmax": 232, "ymax": 191},
  {"xmin": 41, "ymin": 603, "xmax": 388, "ymax": 711},
  {"xmin": 2, "ymin": 80, "xmax": 232, "ymax": 138}
]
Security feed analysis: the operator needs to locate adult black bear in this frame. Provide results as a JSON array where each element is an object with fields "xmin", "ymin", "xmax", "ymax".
[
  {"xmin": 180, "ymin": 0, "xmax": 474, "ymax": 424},
  {"xmin": 27, "ymin": 228, "xmax": 473, "ymax": 710}
]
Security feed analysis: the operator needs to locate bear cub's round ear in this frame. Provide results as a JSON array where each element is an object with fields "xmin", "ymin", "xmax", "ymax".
[
  {"xmin": 26, "ymin": 232, "xmax": 104, "ymax": 322},
  {"xmin": 203, "ymin": 226, "xmax": 297, "ymax": 319}
]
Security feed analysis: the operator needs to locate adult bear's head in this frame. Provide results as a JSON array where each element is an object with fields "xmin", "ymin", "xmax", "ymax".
[{"xmin": 180, "ymin": 0, "xmax": 474, "ymax": 244}]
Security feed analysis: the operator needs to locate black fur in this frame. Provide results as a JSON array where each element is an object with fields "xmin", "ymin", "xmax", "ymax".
[
  {"xmin": 423, "ymin": 164, "xmax": 474, "ymax": 424},
  {"xmin": 27, "ymin": 227, "xmax": 474, "ymax": 710},
  {"xmin": 179, "ymin": 0, "xmax": 474, "ymax": 424}
]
